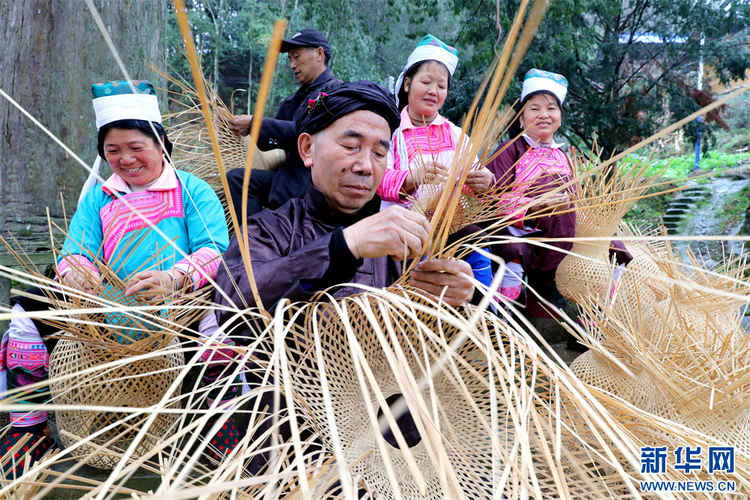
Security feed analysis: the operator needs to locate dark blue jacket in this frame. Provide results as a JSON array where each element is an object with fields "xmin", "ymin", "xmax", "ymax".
[{"xmin": 258, "ymin": 68, "xmax": 342, "ymax": 208}]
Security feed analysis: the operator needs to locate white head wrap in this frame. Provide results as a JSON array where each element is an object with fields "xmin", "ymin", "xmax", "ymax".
[
  {"xmin": 520, "ymin": 69, "xmax": 569, "ymax": 104},
  {"xmin": 93, "ymin": 94, "xmax": 161, "ymax": 129},
  {"xmin": 78, "ymin": 81, "xmax": 163, "ymax": 207},
  {"xmin": 395, "ymin": 35, "xmax": 459, "ymax": 108}
]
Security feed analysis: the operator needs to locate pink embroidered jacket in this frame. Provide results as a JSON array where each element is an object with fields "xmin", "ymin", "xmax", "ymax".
[{"xmin": 376, "ymin": 107, "xmax": 484, "ymax": 206}]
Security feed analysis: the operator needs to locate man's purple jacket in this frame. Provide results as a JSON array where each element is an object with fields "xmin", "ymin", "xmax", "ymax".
[{"xmin": 214, "ymin": 184, "xmax": 401, "ymax": 338}]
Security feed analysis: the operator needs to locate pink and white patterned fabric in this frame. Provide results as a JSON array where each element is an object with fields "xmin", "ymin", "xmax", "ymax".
[
  {"xmin": 56, "ymin": 254, "xmax": 99, "ymax": 280},
  {"xmin": 497, "ymin": 260, "xmax": 524, "ymax": 302},
  {"xmin": 498, "ymin": 140, "xmax": 572, "ymax": 227},
  {"xmin": 173, "ymin": 247, "xmax": 222, "ymax": 290},
  {"xmin": 0, "ymin": 305, "xmax": 50, "ymax": 427},
  {"xmin": 98, "ymin": 188, "xmax": 184, "ymax": 263},
  {"xmin": 377, "ymin": 107, "xmax": 479, "ymax": 206}
]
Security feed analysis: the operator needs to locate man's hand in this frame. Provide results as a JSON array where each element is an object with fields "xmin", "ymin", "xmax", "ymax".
[
  {"xmin": 227, "ymin": 115, "xmax": 253, "ymax": 136},
  {"xmin": 528, "ymin": 192, "xmax": 571, "ymax": 217},
  {"xmin": 343, "ymin": 206, "xmax": 431, "ymax": 261},
  {"xmin": 465, "ymin": 168, "xmax": 494, "ymax": 193},
  {"xmin": 124, "ymin": 270, "xmax": 188, "ymax": 300},
  {"xmin": 409, "ymin": 258, "xmax": 474, "ymax": 306}
]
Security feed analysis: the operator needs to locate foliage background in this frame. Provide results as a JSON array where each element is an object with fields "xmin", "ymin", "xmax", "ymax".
[{"xmin": 167, "ymin": 0, "xmax": 750, "ymax": 158}]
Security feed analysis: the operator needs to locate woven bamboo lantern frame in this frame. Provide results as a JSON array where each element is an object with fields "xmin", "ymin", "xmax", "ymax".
[
  {"xmin": 568, "ymin": 239, "xmax": 750, "ymax": 462},
  {"xmin": 49, "ymin": 337, "xmax": 184, "ymax": 469},
  {"xmin": 556, "ymin": 154, "xmax": 662, "ymax": 303}
]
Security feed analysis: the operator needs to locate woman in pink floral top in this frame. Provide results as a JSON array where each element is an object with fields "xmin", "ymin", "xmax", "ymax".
[
  {"xmin": 486, "ymin": 69, "xmax": 630, "ymax": 312},
  {"xmin": 377, "ymin": 35, "xmax": 495, "ymax": 289}
]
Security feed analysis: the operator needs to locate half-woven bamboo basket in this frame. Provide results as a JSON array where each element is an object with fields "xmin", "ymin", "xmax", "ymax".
[
  {"xmin": 163, "ymin": 67, "xmax": 287, "ymax": 217},
  {"xmin": 555, "ymin": 153, "xmax": 660, "ymax": 303},
  {"xmin": 49, "ymin": 336, "xmax": 184, "ymax": 469},
  {"xmin": 568, "ymin": 239, "xmax": 750, "ymax": 461}
]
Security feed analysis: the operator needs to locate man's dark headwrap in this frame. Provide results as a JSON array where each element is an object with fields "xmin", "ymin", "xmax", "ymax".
[{"xmin": 296, "ymin": 80, "xmax": 399, "ymax": 137}]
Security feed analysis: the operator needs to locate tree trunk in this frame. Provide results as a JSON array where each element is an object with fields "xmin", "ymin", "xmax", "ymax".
[
  {"xmin": 213, "ymin": 26, "xmax": 221, "ymax": 93},
  {"xmin": 208, "ymin": 0, "xmax": 225, "ymax": 93},
  {"xmin": 0, "ymin": 0, "xmax": 168, "ymax": 257},
  {"xmin": 247, "ymin": 43, "xmax": 253, "ymax": 115}
]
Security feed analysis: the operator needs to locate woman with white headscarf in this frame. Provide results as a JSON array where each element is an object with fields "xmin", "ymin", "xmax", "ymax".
[
  {"xmin": 378, "ymin": 34, "xmax": 494, "ymax": 205},
  {"xmin": 376, "ymin": 35, "xmax": 495, "ymax": 291},
  {"xmin": 0, "ymin": 80, "xmax": 233, "ymax": 469},
  {"xmin": 486, "ymin": 69, "xmax": 630, "ymax": 313}
]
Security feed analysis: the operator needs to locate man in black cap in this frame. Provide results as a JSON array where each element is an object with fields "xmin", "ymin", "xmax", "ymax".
[
  {"xmin": 213, "ymin": 81, "xmax": 475, "ymax": 473},
  {"xmin": 226, "ymin": 29, "xmax": 342, "ymax": 219}
]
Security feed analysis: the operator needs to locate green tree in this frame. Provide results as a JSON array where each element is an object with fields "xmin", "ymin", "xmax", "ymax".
[
  {"xmin": 166, "ymin": 0, "xmax": 462, "ymax": 116},
  {"xmin": 167, "ymin": 0, "xmax": 280, "ymax": 113},
  {"xmin": 448, "ymin": 0, "xmax": 750, "ymax": 156},
  {"xmin": 287, "ymin": 0, "xmax": 457, "ymax": 86}
]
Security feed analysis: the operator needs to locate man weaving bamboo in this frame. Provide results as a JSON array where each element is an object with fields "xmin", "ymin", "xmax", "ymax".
[{"xmin": 213, "ymin": 80, "xmax": 476, "ymax": 473}]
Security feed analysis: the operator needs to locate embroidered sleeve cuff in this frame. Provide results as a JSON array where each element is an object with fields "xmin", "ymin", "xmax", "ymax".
[
  {"xmin": 174, "ymin": 247, "xmax": 222, "ymax": 291},
  {"xmin": 57, "ymin": 255, "xmax": 99, "ymax": 278},
  {"xmin": 377, "ymin": 169, "xmax": 411, "ymax": 203}
]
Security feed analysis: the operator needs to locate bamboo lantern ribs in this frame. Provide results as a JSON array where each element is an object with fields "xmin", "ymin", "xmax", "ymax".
[{"xmin": 556, "ymin": 154, "xmax": 661, "ymax": 303}]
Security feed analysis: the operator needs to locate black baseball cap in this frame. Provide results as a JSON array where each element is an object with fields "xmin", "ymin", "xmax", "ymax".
[{"xmin": 280, "ymin": 29, "xmax": 331, "ymax": 58}]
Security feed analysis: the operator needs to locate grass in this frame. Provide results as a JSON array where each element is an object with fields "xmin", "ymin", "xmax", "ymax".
[
  {"xmin": 623, "ymin": 151, "xmax": 750, "ymax": 181},
  {"xmin": 616, "ymin": 143, "xmax": 750, "ymax": 227},
  {"xmin": 9, "ymin": 280, "xmax": 27, "ymax": 291},
  {"xmin": 715, "ymin": 126, "xmax": 750, "ymax": 153},
  {"xmin": 623, "ymin": 183, "xmax": 677, "ymax": 226},
  {"xmin": 720, "ymin": 184, "xmax": 750, "ymax": 233}
]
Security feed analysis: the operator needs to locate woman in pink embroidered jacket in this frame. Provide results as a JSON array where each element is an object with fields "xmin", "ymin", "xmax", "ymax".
[
  {"xmin": 486, "ymin": 69, "xmax": 630, "ymax": 313},
  {"xmin": 377, "ymin": 35, "xmax": 494, "ymax": 207},
  {"xmin": 376, "ymin": 35, "xmax": 495, "ymax": 290},
  {"xmin": 0, "ymin": 80, "xmax": 232, "ymax": 468}
]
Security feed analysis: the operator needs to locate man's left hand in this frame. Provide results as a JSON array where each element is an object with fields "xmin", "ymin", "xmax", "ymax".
[
  {"xmin": 227, "ymin": 115, "xmax": 253, "ymax": 136},
  {"xmin": 409, "ymin": 258, "xmax": 474, "ymax": 306}
]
